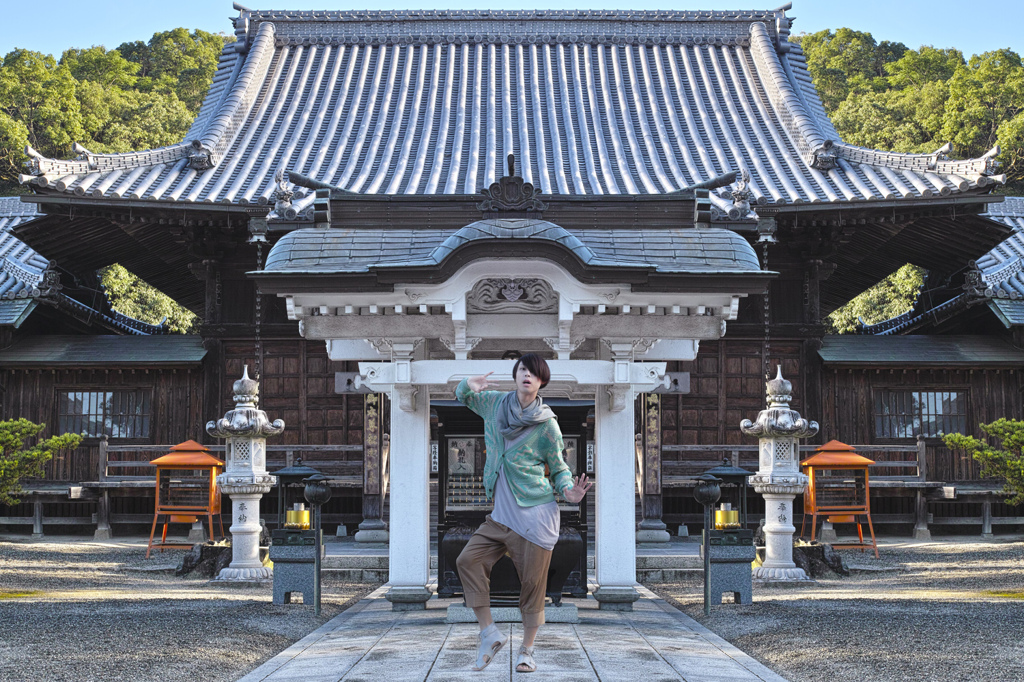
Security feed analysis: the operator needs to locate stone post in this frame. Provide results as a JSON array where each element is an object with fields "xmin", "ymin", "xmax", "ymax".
[
  {"xmin": 593, "ymin": 342, "xmax": 642, "ymax": 610},
  {"xmin": 207, "ymin": 366, "xmax": 285, "ymax": 581},
  {"xmin": 740, "ymin": 366, "xmax": 818, "ymax": 581}
]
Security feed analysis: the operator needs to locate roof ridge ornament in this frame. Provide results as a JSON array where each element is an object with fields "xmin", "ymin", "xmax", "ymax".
[
  {"xmin": 477, "ymin": 154, "xmax": 548, "ymax": 214},
  {"xmin": 270, "ymin": 169, "xmax": 298, "ymax": 220},
  {"xmin": 809, "ymin": 140, "xmax": 837, "ymax": 171}
]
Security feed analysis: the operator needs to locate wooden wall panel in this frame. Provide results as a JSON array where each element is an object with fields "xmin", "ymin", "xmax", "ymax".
[
  {"xmin": 0, "ymin": 367, "xmax": 202, "ymax": 483},
  {"xmin": 663, "ymin": 338, "xmax": 804, "ymax": 450},
  {"xmin": 822, "ymin": 366, "xmax": 1023, "ymax": 483},
  {"xmin": 220, "ymin": 339, "xmax": 362, "ymax": 452}
]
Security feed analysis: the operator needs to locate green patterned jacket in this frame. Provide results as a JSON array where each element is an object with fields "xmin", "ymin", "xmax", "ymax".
[{"xmin": 456, "ymin": 378, "xmax": 574, "ymax": 507}]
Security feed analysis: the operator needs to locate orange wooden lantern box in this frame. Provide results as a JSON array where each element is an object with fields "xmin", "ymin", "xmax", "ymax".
[
  {"xmin": 800, "ymin": 440, "xmax": 879, "ymax": 558},
  {"xmin": 146, "ymin": 440, "xmax": 226, "ymax": 559}
]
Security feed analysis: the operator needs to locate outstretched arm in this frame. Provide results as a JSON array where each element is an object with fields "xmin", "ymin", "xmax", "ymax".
[
  {"xmin": 467, "ymin": 372, "xmax": 498, "ymax": 393},
  {"xmin": 456, "ymin": 373, "xmax": 503, "ymax": 417}
]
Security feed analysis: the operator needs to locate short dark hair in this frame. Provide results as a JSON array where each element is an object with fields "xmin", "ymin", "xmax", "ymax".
[{"xmin": 513, "ymin": 353, "xmax": 551, "ymax": 388}]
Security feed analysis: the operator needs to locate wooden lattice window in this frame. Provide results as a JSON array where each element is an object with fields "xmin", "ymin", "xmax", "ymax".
[
  {"xmin": 57, "ymin": 390, "xmax": 152, "ymax": 438},
  {"xmin": 873, "ymin": 389, "xmax": 967, "ymax": 439}
]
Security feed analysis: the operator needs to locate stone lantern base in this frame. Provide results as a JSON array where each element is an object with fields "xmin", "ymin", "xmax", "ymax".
[{"xmin": 214, "ymin": 483, "xmax": 275, "ymax": 583}]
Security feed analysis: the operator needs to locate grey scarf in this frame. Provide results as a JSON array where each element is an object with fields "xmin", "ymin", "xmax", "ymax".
[{"xmin": 496, "ymin": 390, "xmax": 556, "ymax": 451}]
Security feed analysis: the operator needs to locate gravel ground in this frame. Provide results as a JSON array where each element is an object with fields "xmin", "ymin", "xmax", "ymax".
[
  {"xmin": 0, "ymin": 535, "xmax": 378, "ymax": 682},
  {"xmin": 652, "ymin": 536, "xmax": 1024, "ymax": 682}
]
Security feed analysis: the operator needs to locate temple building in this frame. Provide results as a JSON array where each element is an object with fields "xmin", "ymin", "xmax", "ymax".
[{"xmin": 3, "ymin": 5, "xmax": 1023, "ymax": 600}]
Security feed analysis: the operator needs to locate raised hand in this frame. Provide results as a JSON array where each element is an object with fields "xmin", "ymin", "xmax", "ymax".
[
  {"xmin": 563, "ymin": 473, "xmax": 592, "ymax": 503},
  {"xmin": 467, "ymin": 372, "xmax": 498, "ymax": 393}
]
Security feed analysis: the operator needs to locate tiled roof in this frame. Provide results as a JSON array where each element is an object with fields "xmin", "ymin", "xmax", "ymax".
[
  {"xmin": 0, "ymin": 197, "xmax": 49, "ymax": 304},
  {"xmin": 20, "ymin": 8, "xmax": 1003, "ymax": 215},
  {"xmin": 0, "ymin": 335, "xmax": 207, "ymax": 366},
  {"xmin": 820, "ymin": 335, "xmax": 1024, "ymax": 366},
  {"xmin": 264, "ymin": 218, "xmax": 762, "ymax": 273},
  {"xmin": 976, "ymin": 197, "xmax": 1024, "ymax": 325}
]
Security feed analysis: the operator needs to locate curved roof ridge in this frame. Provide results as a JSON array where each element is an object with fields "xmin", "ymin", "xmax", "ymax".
[
  {"xmin": 747, "ymin": 21, "xmax": 829, "ymax": 162},
  {"xmin": 185, "ymin": 44, "xmax": 247, "ymax": 140},
  {"xmin": 23, "ymin": 142, "xmax": 192, "ymax": 187},
  {"xmin": 834, "ymin": 143, "xmax": 1001, "ymax": 184},
  {"xmin": 780, "ymin": 42, "xmax": 839, "ymax": 140},
  {"xmin": 194, "ymin": 21, "xmax": 278, "ymax": 164},
  {"xmin": 428, "ymin": 219, "xmax": 596, "ymax": 266}
]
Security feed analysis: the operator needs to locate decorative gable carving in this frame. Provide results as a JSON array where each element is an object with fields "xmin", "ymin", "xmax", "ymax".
[{"xmin": 466, "ymin": 277, "xmax": 557, "ymax": 313}]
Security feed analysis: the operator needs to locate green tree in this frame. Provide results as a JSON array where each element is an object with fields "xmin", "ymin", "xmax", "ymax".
[
  {"xmin": 0, "ymin": 419, "xmax": 82, "ymax": 505},
  {"xmin": 832, "ymin": 81, "xmax": 950, "ymax": 153},
  {"xmin": 75, "ymin": 81, "xmax": 192, "ymax": 153},
  {"xmin": 100, "ymin": 264, "xmax": 199, "ymax": 334},
  {"xmin": 119, "ymin": 28, "xmax": 231, "ymax": 114},
  {"xmin": 796, "ymin": 28, "xmax": 906, "ymax": 112},
  {"xmin": 60, "ymin": 46, "xmax": 138, "ymax": 89},
  {"xmin": 885, "ymin": 46, "xmax": 964, "ymax": 89},
  {"xmin": 941, "ymin": 49, "xmax": 1024, "ymax": 184},
  {"xmin": 944, "ymin": 419, "xmax": 1024, "ymax": 505},
  {"xmin": 0, "ymin": 49, "xmax": 84, "ymax": 187},
  {"xmin": 826, "ymin": 264, "xmax": 926, "ymax": 333}
]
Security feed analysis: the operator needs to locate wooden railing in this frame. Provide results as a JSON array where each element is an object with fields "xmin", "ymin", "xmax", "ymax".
[
  {"xmin": 97, "ymin": 437, "xmax": 365, "ymax": 486},
  {"xmin": 660, "ymin": 437, "xmax": 927, "ymax": 485}
]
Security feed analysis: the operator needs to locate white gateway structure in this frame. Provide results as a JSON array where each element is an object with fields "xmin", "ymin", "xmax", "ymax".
[{"xmin": 255, "ymin": 169, "xmax": 770, "ymax": 609}]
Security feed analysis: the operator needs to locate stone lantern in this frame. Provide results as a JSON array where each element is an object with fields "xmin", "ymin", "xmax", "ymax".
[
  {"xmin": 740, "ymin": 366, "xmax": 818, "ymax": 581},
  {"xmin": 207, "ymin": 366, "xmax": 285, "ymax": 581}
]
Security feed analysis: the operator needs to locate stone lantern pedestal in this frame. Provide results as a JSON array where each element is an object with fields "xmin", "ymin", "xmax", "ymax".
[
  {"xmin": 208, "ymin": 367, "xmax": 285, "ymax": 582},
  {"xmin": 740, "ymin": 367, "xmax": 818, "ymax": 582}
]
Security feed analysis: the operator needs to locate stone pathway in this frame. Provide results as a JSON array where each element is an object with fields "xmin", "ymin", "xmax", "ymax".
[{"xmin": 237, "ymin": 584, "xmax": 787, "ymax": 682}]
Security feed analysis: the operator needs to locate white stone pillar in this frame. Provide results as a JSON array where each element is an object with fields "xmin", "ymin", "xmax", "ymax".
[
  {"xmin": 592, "ymin": 342, "xmax": 641, "ymax": 609},
  {"xmin": 384, "ymin": 386, "xmax": 431, "ymax": 609},
  {"xmin": 383, "ymin": 342, "xmax": 433, "ymax": 610},
  {"xmin": 221, "ymin": 487, "xmax": 271, "ymax": 578}
]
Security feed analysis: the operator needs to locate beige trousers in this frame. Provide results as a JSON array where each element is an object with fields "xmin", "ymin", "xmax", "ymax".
[{"xmin": 455, "ymin": 515, "xmax": 553, "ymax": 628}]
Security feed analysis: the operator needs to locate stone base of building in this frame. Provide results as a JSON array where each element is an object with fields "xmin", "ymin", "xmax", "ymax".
[
  {"xmin": 592, "ymin": 586, "xmax": 640, "ymax": 611},
  {"xmin": 445, "ymin": 603, "xmax": 579, "ymax": 624},
  {"xmin": 385, "ymin": 585, "xmax": 433, "ymax": 610}
]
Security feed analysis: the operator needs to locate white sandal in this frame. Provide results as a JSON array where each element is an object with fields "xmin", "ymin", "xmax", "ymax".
[
  {"xmin": 472, "ymin": 624, "xmax": 508, "ymax": 671},
  {"xmin": 515, "ymin": 645, "xmax": 537, "ymax": 673}
]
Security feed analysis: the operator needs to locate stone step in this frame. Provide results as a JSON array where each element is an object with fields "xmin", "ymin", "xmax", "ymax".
[
  {"xmin": 637, "ymin": 568, "xmax": 703, "ymax": 583},
  {"xmin": 322, "ymin": 566, "xmax": 703, "ymax": 585},
  {"xmin": 323, "ymin": 553, "xmax": 696, "ymax": 572},
  {"xmin": 635, "ymin": 555, "xmax": 702, "ymax": 570},
  {"xmin": 323, "ymin": 554, "xmax": 439, "ymax": 570},
  {"xmin": 323, "ymin": 568, "xmax": 390, "ymax": 583}
]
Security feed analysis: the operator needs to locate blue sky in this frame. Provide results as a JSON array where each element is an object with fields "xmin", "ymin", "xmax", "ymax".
[{"xmin": 2, "ymin": 1, "xmax": 1021, "ymax": 60}]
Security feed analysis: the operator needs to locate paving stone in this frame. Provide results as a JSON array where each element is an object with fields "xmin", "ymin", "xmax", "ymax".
[{"xmin": 237, "ymin": 585, "xmax": 788, "ymax": 682}]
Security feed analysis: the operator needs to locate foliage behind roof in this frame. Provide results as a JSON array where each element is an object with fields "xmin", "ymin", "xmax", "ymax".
[
  {"xmin": 855, "ymin": 197, "xmax": 1024, "ymax": 334},
  {"xmin": 19, "ymin": 7, "xmax": 1003, "ymax": 218},
  {"xmin": 0, "ymin": 197, "xmax": 170, "ymax": 333}
]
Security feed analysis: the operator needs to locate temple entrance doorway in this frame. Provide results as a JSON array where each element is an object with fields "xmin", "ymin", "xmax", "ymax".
[{"xmin": 431, "ymin": 401, "xmax": 592, "ymax": 603}]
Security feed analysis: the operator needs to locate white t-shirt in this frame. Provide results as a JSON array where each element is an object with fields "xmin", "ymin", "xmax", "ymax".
[{"xmin": 491, "ymin": 465, "xmax": 560, "ymax": 551}]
